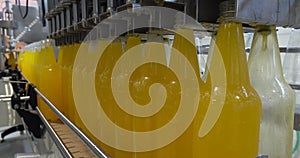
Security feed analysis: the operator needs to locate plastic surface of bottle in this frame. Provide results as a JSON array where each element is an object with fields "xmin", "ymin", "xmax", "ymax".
[
  {"xmin": 91, "ymin": 32, "xmax": 200, "ymax": 157},
  {"xmin": 39, "ymin": 43, "xmax": 60, "ymax": 122},
  {"xmin": 21, "ymin": 51, "xmax": 28, "ymax": 78},
  {"xmin": 283, "ymin": 29, "xmax": 300, "ymax": 107},
  {"xmin": 28, "ymin": 51, "xmax": 35, "ymax": 82},
  {"xmin": 66, "ymin": 43, "xmax": 80, "ymax": 123},
  {"xmin": 196, "ymin": 22, "xmax": 262, "ymax": 158},
  {"xmin": 17, "ymin": 52, "xmax": 23, "ymax": 71},
  {"xmin": 61, "ymin": 44, "xmax": 71, "ymax": 121},
  {"xmin": 248, "ymin": 25, "xmax": 295, "ymax": 158},
  {"xmin": 57, "ymin": 45, "xmax": 66, "ymax": 115}
]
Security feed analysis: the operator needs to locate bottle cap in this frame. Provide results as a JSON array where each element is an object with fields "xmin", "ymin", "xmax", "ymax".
[{"xmin": 219, "ymin": 0, "xmax": 236, "ymax": 22}]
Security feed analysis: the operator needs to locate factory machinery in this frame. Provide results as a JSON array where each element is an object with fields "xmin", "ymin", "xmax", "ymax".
[{"xmin": 0, "ymin": 0, "xmax": 300, "ymax": 157}]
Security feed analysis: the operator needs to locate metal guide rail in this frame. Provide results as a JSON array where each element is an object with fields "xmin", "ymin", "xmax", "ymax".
[
  {"xmin": 13, "ymin": 73, "xmax": 110, "ymax": 158},
  {"xmin": 35, "ymin": 107, "xmax": 72, "ymax": 158},
  {"xmin": 33, "ymin": 87, "xmax": 110, "ymax": 158}
]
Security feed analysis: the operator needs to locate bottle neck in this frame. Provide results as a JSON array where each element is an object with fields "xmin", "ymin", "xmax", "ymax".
[
  {"xmin": 173, "ymin": 29, "xmax": 203, "ymax": 84},
  {"xmin": 249, "ymin": 25, "xmax": 285, "ymax": 79},
  {"xmin": 212, "ymin": 22, "xmax": 250, "ymax": 85}
]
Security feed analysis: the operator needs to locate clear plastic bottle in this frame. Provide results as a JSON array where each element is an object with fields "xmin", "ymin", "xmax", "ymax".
[
  {"xmin": 283, "ymin": 29, "xmax": 300, "ymax": 108},
  {"xmin": 248, "ymin": 25, "xmax": 295, "ymax": 158}
]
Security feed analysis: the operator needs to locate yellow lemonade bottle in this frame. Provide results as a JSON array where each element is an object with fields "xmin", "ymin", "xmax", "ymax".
[
  {"xmin": 21, "ymin": 50, "xmax": 28, "ymax": 78},
  {"xmin": 73, "ymin": 42, "xmax": 88, "ymax": 130},
  {"xmin": 66, "ymin": 43, "xmax": 80, "ymax": 123},
  {"xmin": 23, "ymin": 49, "xmax": 33, "ymax": 80},
  {"xmin": 143, "ymin": 30, "xmax": 200, "ymax": 157},
  {"xmin": 31, "ymin": 50, "xmax": 36, "ymax": 83},
  {"xmin": 31, "ymin": 49, "xmax": 38, "ymax": 85},
  {"xmin": 26, "ymin": 50, "xmax": 34, "ymax": 82},
  {"xmin": 195, "ymin": 4, "xmax": 262, "ymax": 157},
  {"xmin": 37, "ymin": 45, "xmax": 46, "ymax": 116},
  {"xmin": 45, "ymin": 43, "xmax": 63, "ymax": 117},
  {"xmin": 61, "ymin": 44, "xmax": 71, "ymax": 120},
  {"xmin": 163, "ymin": 29, "xmax": 203, "ymax": 158},
  {"xmin": 81, "ymin": 39, "xmax": 125, "ymax": 158},
  {"xmin": 29, "ymin": 47, "xmax": 38, "ymax": 85},
  {"xmin": 48, "ymin": 47, "xmax": 64, "ymax": 112},
  {"xmin": 31, "ymin": 45, "xmax": 41, "ymax": 88},
  {"xmin": 57, "ymin": 45, "xmax": 66, "ymax": 115},
  {"xmin": 38, "ymin": 41, "xmax": 59, "ymax": 122},
  {"xmin": 17, "ymin": 52, "xmax": 23, "ymax": 71},
  {"xmin": 92, "ymin": 31, "xmax": 202, "ymax": 158},
  {"xmin": 115, "ymin": 36, "xmax": 154, "ymax": 158}
]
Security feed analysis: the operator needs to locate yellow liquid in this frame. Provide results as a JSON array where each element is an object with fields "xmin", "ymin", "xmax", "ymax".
[
  {"xmin": 116, "ymin": 37, "xmax": 151, "ymax": 157},
  {"xmin": 29, "ymin": 51, "xmax": 34, "ymax": 82},
  {"xmin": 21, "ymin": 51, "xmax": 28, "ymax": 78},
  {"xmin": 35, "ymin": 50, "xmax": 40, "ymax": 86},
  {"xmin": 72, "ymin": 41, "xmax": 125, "ymax": 158},
  {"xmin": 75, "ymin": 26, "xmax": 260, "ymax": 157},
  {"xmin": 64, "ymin": 43, "xmax": 80, "ymax": 123},
  {"xmin": 57, "ymin": 46, "xmax": 66, "ymax": 116},
  {"xmin": 23, "ymin": 50, "xmax": 34, "ymax": 81},
  {"xmin": 73, "ymin": 42, "xmax": 87, "ymax": 130},
  {"xmin": 125, "ymin": 36, "xmax": 141, "ymax": 51},
  {"xmin": 194, "ymin": 22, "xmax": 261, "ymax": 158},
  {"xmin": 93, "ymin": 34, "xmax": 198, "ymax": 157},
  {"xmin": 38, "ymin": 46, "xmax": 59, "ymax": 121},
  {"xmin": 155, "ymin": 29, "xmax": 203, "ymax": 158},
  {"xmin": 141, "ymin": 29, "xmax": 202, "ymax": 158},
  {"xmin": 47, "ymin": 46, "xmax": 63, "ymax": 115},
  {"xmin": 29, "ymin": 50, "xmax": 38, "ymax": 84},
  {"xmin": 61, "ymin": 45, "xmax": 71, "ymax": 120},
  {"xmin": 25, "ymin": 51, "xmax": 34, "ymax": 83},
  {"xmin": 17, "ymin": 52, "xmax": 24, "ymax": 71},
  {"xmin": 36, "ymin": 48, "xmax": 44, "ymax": 115}
]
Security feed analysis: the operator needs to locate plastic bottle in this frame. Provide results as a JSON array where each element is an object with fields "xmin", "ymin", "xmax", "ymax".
[
  {"xmin": 21, "ymin": 50, "xmax": 28, "ymax": 79},
  {"xmin": 61, "ymin": 44, "xmax": 71, "ymax": 120},
  {"xmin": 17, "ymin": 52, "xmax": 23, "ymax": 71},
  {"xmin": 195, "ymin": 13, "xmax": 262, "ymax": 158},
  {"xmin": 283, "ymin": 29, "xmax": 300, "ymax": 108},
  {"xmin": 91, "ymin": 33, "xmax": 199, "ymax": 157},
  {"xmin": 66, "ymin": 43, "xmax": 80, "ymax": 123},
  {"xmin": 249, "ymin": 25, "xmax": 295, "ymax": 158},
  {"xmin": 39, "ymin": 41, "xmax": 59, "ymax": 122}
]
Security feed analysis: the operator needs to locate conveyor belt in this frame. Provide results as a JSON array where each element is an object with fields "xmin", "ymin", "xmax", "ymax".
[{"xmin": 50, "ymin": 122, "xmax": 96, "ymax": 158}]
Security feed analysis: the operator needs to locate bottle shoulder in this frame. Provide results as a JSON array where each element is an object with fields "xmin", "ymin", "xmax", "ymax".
[
  {"xmin": 251, "ymin": 77, "xmax": 295, "ymax": 98},
  {"xmin": 201, "ymin": 84, "xmax": 262, "ymax": 104}
]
